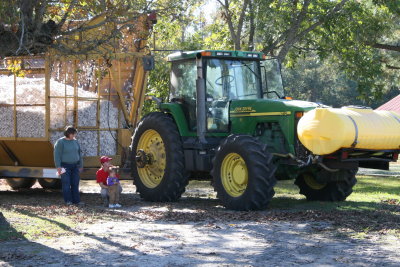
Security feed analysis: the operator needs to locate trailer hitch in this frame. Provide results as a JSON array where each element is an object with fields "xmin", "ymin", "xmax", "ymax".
[{"xmin": 273, "ymin": 152, "xmax": 340, "ymax": 172}]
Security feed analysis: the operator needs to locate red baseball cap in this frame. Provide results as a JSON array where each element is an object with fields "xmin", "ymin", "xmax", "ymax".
[{"xmin": 100, "ymin": 156, "xmax": 112, "ymax": 164}]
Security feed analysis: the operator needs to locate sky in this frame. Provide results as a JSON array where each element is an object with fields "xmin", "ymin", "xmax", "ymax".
[{"xmin": 198, "ymin": 0, "xmax": 218, "ymax": 24}]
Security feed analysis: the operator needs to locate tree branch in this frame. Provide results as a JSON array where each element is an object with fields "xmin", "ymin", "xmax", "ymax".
[
  {"xmin": 276, "ymin": 0, "xmax": 311, "ymax": 61},
  {"xmin": 386, "ymin": 65, "xmax": 400, "ymax": 70},
  {"xmin": 15, "ymin": 13, "xmax": 25, "ymax": 54},
  {"xmin": 217, "ymin": 0, "xmax": 238, "ymax": 48},
  {"xmin": 295, "ymin": 0, "xmax": 349, "ymax": 41},
  {"xmin": 372, "ymin": 43, "xmax": 400, "ymax": 52},
  {"xmin": 269, "ymin": 0, "xmax": 349, "ymax": 62},
  {"xmin": 57, "ymin": 0, "xmax": 78, "ymax": 32}
]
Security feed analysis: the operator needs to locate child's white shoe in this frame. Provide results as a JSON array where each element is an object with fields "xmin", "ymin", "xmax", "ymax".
[
  {"xmin": 114, "ymin": 203, "xmax": 122, "ymax": 208},
  {"xmin": 108, "ymin": 204, "xmax": 115, "ymax": 208}
]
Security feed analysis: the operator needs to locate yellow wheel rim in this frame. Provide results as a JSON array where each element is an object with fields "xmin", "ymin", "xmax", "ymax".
[
  {"xmin": 221, "ymin": 153, "xmax": 248, "ymax": 197},
  {"xmin": 304, "ymin": 173, "xmax": 326, "ymax": 190},
  {"xmin": 136, "ymin": 129, "xmax": 166, "ymax": 188}
]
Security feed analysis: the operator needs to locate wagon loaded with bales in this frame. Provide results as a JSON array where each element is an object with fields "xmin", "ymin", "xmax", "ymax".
[{"xmin": 0, "ymin": 12, "xmax": 156, "ymax": 189}]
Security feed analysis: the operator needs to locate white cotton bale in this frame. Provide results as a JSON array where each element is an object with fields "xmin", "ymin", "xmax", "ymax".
[
  {"xmin": 0, "ymin": 107, "xmax": 14, "ymax": 137},
  {"xmin": 100, "ymin": 100, "xmax": 119, "ymax": 128},
  {"xmin": 66, "ymin": 85, "xmax": 74, "ymax": 97},
  {"xmin": 49, "ymin": 78, "xmax": 66, "ymax": 97},
  {"xmin": 49, "ymin": 78, "xmax": 99, "ymax": 128},
  {"xmin": 66, "ymin": 98, "xmax": 74, "ymax": 125},
  {"xmin": 76, "ymin": 61, "xmax": 97, "ymax": 94},
  {"xmin": 0, "ymin": 67, "xmax": 125, "ymax": 157},
  {"xmin": 78, "ymin": 87, "xmax": 97, "ymax": 97},
  {"xmin": 100, "ymin": 130, "xmax": 117, "ymax": 156},
  {"xmin": 16, "ymin": 106, "xmax": 45, "ymax": 138},
  {"xmin": 50, "ymin": 98, "xmax": 66, "ymax": 129},
  {"xmin": 0, "ymin": 75, "xmax": 15, "ymax": 104},
  {"xmin": 16, "ymin": 77, "xmax": 45, "ymax": 104},
  {"xmin": 78, "ymin": 131, "xmax": 98, "ymax": 156},
  {"xmin": 78, "ymin": 101, "xmax": 98, "ymax": 127},
  {"xmin": 50, "ymin": 131, "xmax": 64, "ymax": 145}
]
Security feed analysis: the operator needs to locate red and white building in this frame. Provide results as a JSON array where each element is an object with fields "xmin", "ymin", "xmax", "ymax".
[{"xmin": 376, "ymin": 94, "xmax": 400, "ymax": 114}]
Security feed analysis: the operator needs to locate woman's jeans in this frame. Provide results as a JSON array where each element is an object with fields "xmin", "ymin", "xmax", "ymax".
[{"xmin": 60, "ymin": 162, "xmax": 80, "ymax": 204}]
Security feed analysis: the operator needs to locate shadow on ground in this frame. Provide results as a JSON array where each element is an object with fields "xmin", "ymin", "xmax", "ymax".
[
  {"xmin": 0, "ymin": 185, "xmax": 399, "ymax": 234},
  {"xmin": 1, "ymin": 179, "xmax": 399, "ymax": 266}
]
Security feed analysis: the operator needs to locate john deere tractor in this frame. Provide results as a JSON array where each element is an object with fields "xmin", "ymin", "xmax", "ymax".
[{"xmin": 131, "ymin": 50, "xmax": 399, "ymax": 210}]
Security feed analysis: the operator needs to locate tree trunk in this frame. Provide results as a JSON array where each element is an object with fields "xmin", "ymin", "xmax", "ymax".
[
  {"xmin": 247, "ymin": 0, "xmax": 255, "ymax": 51},
  {"xmin": 218, "ymin": 0, "xmax": 250, "ymax": 50}
]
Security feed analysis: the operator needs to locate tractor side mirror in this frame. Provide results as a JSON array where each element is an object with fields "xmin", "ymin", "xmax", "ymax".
[{"xmin": 142, "ymin": 56, "xmax": 155, "ymax": 71}]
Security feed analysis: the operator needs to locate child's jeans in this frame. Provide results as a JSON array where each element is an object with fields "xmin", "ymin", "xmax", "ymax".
[
  {"xmin": 108, "ymin": 184, "xmax": 120, "ymax": 204},
  {"xmin": 100, "ymin": 185, "xmax": 122, "ymax": 199}
]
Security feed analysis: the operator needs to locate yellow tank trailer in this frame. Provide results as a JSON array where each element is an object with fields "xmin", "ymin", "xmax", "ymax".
[
  {"xmin": 0, "ymin": 13, "xmax": 156, "ymax": 189},
  {"xmin": 298, "ymin": 107, "xmax": 400, "ymax": 155}
]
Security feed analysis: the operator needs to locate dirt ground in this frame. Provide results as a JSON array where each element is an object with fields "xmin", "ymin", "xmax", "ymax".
[{"xmin": 0, "ymin": 178, "xmax": 399, "ymax": 267}]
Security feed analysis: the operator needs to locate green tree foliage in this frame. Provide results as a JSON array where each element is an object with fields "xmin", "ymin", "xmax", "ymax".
[
  {"xmin": 211, "ymin": 0, "xmax": 399, "ymax": 102},
  {"xmin": 144, "ymin": 0, "xmax": 205, "ymax": 114},
  {"xmin": 311, "ymin": 1, "xmax": 400, "ymax": 100},
  {"xmin": 283, "ymin": 55, "xmax": 399, "ymax": 108},
  {"xmin": 3, "ymin": 1, "xmax": 396, "ymax": 107}
]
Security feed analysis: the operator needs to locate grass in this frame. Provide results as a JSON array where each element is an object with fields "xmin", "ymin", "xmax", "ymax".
[
  {"xmin": 270, "ymin": 175, "xmax": 400, "ymax": 212},
  {"xmin": 0, "ymin": 211, "xmax": 77, "ymax": 241},
  {"xmin": 269, "ymin": 175, "xmax": 400, "ymax": 238}
]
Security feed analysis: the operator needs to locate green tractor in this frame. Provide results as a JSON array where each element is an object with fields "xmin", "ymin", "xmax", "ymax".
[{"xmin": 130, "ymin": 50, "xmax": 398, "ymax": 210}]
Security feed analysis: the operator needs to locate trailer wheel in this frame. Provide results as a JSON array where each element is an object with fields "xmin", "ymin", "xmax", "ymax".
[
  {"xmin": 294, "ymin": 169, "xmax": 358, "ymax": 201},
  {"xmin": 38, "ymin": 178, "xmax": 62, "ymax": 189},
  {"xmin": 6, "ymin": 178, "xmax": 36, "ymax": 190},
  {"xmin": 211, "ymin": 135, "xmax": 277, "ymax": 211},
  {"xmin": 131, "ymin": 112, "xmax": 189, "ymax": 202}
]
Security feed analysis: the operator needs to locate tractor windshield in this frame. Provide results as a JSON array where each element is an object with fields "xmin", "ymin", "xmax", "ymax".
[{"xmin": 205, "ymin": 59, "xmax": 261, "ymax": 101}]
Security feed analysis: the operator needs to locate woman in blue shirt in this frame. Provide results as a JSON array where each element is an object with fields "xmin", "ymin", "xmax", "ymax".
[{"xmin": 54, "ymin": 126, "xmax": 84, "ymax": 205}]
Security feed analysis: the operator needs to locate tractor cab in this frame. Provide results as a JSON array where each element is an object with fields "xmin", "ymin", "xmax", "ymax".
[{"xmin": 168, "ymin": 50, "xmax": 274, "ymax": 134}]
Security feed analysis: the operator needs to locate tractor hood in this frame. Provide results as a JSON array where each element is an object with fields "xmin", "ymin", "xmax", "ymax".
[
  {"xmin": 281, "ymin": 99, "xmax": 321, "ymax": 109},
  {"xmin": 229, "ymin": 98, "xmax": 319, "ymax": 115}
]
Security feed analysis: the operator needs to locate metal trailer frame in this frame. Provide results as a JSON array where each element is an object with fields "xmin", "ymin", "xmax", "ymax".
[{"xmin": 0, "ymin": 13, "xmax": 155, "ymax": 183}]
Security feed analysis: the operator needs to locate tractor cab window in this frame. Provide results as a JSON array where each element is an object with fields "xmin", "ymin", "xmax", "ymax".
[
  {"xmin": 170, "ymin": 60, "xmax": 197, "ymax": 131},
  {"xmin": 261, "ymin": 59, "xmax": 284, "ymax": 99},
  {"xmin": 205, "ymin": 58, "xmax": 261, "ymax": 132}
]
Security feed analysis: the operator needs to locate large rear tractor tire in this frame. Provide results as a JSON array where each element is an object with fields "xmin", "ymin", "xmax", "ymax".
[
  {"xmin": 6, "ymin": 178, "xmax": 36, "ymax": 190},
  {"xmin": 294, "ymin": 168, "xmax": 358, "ymax": 201},
  {"xmin": 131, "ymin": 112, "xmax": 189, "ymax": 202},
  {"xmin": 38, "ymin": 178, "xmax": 62, "ymax": 189},
  {"xmin": 211, "ymin": 135, "xmax": 277, "ymax": 211}
]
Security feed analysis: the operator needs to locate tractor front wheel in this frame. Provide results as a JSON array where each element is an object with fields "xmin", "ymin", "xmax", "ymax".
[
  {"xmin": 6, "ymin": 178, "xmax": 36, "ymax": 190},
  {"xmin": 294, "ymin": 168, "xmax": 358, "ymax": 201},
  {"xmin": 211, "ymin": 135, "xmax": 277, "ymax": 211},
  {"xmin": 131, "ymin": 112, "xmax": 189, "ymax": 202}
]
